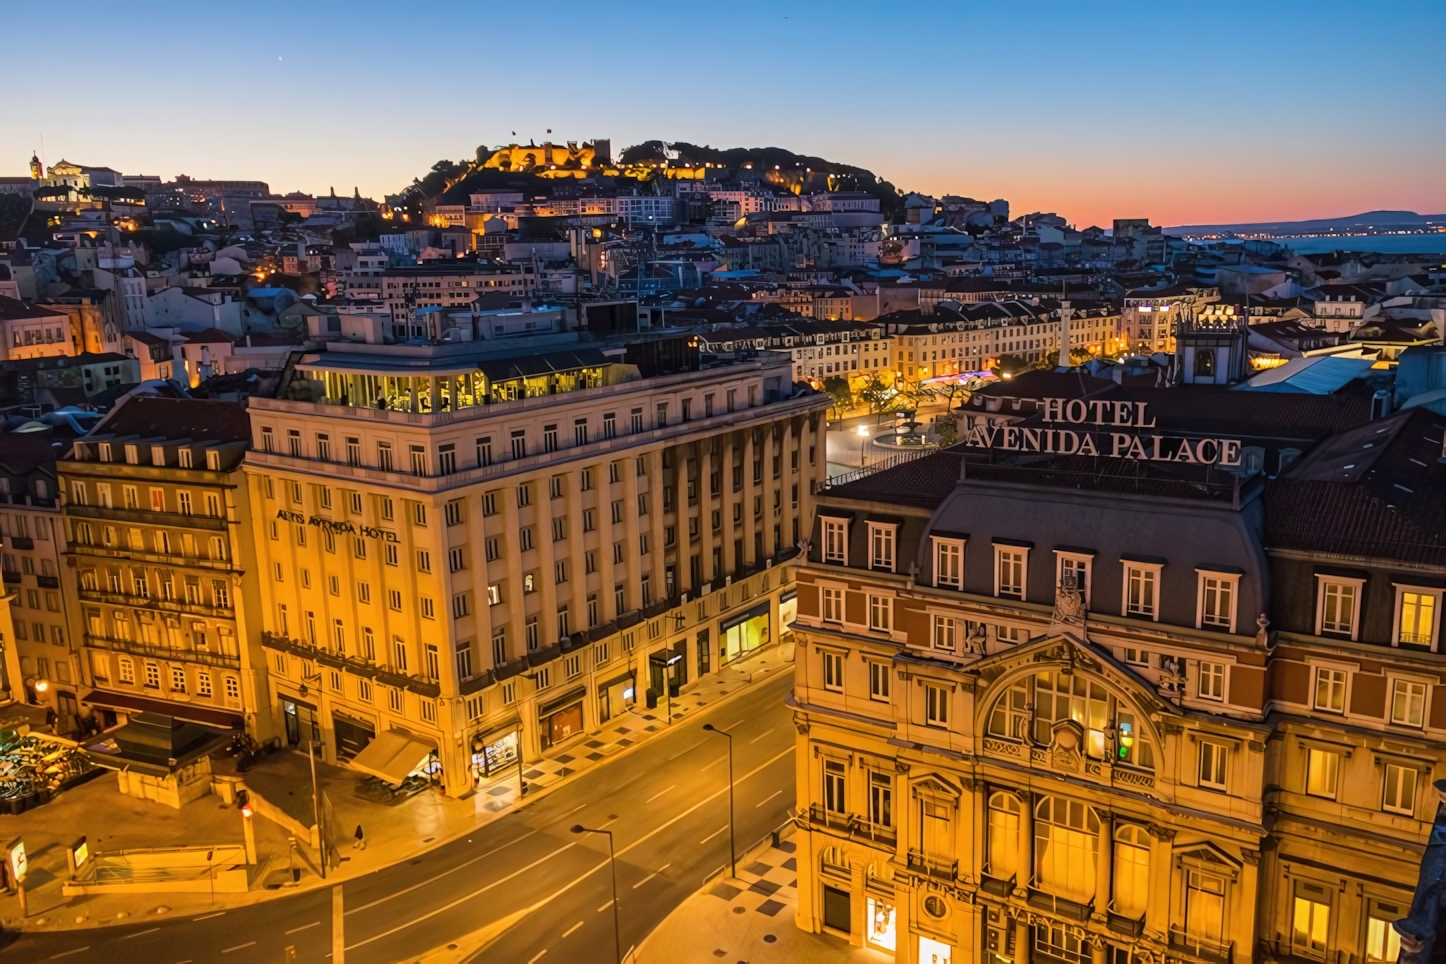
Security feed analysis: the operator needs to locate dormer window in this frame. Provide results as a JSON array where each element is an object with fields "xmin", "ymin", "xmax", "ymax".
[
  {"xmin": 867, "ymin": 522, "xmax": 897, "ymax": 573},
  {"xmin": 1121, "ymin": 557, "xmax": 1165, "ymax": 621},
  {"xmin": 150, "ymin": 445, "xmax": 166, "ymax": 467},
  {"xmin": 932, "ymin": 535, "xmax": 965, "ymax": 589},
  {"xmin": 206, "ymin": 450, "xmax": 221, "ymax": 471},
  {"xmin": 124, "ymin": 444, "xmax": 140, "ymax": 464},
  {"xmin": 178, "ymin": 448, "xmax": 193, "ymax": 469},
  {"xmin": 1315, "ymin": 574, "xmax": 1365, "ymax": 640},
  {"xmin": 821, "ymin": 515, "xmax": 849, "ymax": 565}
]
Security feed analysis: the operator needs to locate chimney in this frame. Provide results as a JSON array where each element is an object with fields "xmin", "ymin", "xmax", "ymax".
[
  {"xmin": 1371, "ymin": 389, "xmax": 1391, "ymax": 420},
  {"xmin": 171, "ymin": 343, "xmax": 186, "ymax": 382},
  {"xmin": 199, "ymin": 344, "xmax": 213, "ymax": 383}
]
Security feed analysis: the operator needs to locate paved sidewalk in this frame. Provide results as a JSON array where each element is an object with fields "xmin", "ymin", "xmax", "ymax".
[
  {"xmin": 636, "ymin": 825, "xmax": 891, "ymax": 964},
  {"xmin": 0, "ymin": 640, "xmax": 795, "ymax": 932}
]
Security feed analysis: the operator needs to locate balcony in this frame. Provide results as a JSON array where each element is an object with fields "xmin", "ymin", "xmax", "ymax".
[
  {"xmin": 9, "ymin": 536, "xmax": 34, "ymax": 550},
  {"xmin": 806, "ymin": 804, "xmax": 897, "ymax": 847},
  {"xmin": 979, "ymin": 872, "xmax": 1015, "ymax": 898},
  {"xmin": 78, "ymin": 587, "xmax": 233, "ymax": 619},
  {"xmin": 261, "ymin": 631, "xmax": 441, "ymax": 698},
  {"xmin": 36, "ymin": 575, "xmax": 59, "ymax": 589},
  {"xmin": 1107, "ymin": 908, "xmax": 1146, "ymax": 938},
  {"xmin": 65, "ymin": 504, "xmax": 228, "ymax": 532},
  {"xmin": 1027, "ymin": 888, "xmax": 1093, "ymax": 922},
  {"xmin": 1169, "ymin": 928, "xmax": 1234, "ymax": 964},
  {"xmin": 1, "ymin": 570, "xmax": 19, "ymax": 584},
  {"xmin": 85, "ymin": 634, "xmax": 241, "ymax": 670},
  {"xmin": 906, "ymin": 849, "xmax": 957, "ymax": 882}
]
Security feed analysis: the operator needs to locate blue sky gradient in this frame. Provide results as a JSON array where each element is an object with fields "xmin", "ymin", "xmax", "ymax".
[{"xmin": 4, "ymin": 0, "xmax": 1442, "ymax": 226}]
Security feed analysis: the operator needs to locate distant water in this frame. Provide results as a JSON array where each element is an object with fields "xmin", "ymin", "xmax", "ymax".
[{"xmin": 1270, "ymin": 234, "xmax": 1446, "ymax": 256}]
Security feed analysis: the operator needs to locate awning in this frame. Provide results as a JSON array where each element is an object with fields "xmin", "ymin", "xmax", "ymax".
[
  {"xmin": 346, "ymin": 729, "xmax": 437, "ymax": 787},
  {"xmin": 82, "ymin": 689, "xmax": 243, "ymax": 730},
  {"xmin": 721, "ymin": 601, "xmax": 771, "ymax": 633}
]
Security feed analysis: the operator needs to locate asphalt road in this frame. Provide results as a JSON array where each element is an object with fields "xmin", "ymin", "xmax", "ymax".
[{"xmin": 0, "ymin": 671, "xmax": 797, "ymax": 964}]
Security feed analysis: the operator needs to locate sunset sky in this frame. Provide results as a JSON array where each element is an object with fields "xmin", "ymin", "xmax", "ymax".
[{"xmin": 5, "ymin": 0, "xmax": 1442, "ymax": 228}]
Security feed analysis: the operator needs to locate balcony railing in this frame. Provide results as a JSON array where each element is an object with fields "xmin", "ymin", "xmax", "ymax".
[
  {"xmin": 806, "ymin": 804, "xmax": 897, "ymax": 847},
  {"xmin": 1168, "ymin": 928, "xmax": 1234, "ymax": 964},
  {"xmin": 1027, "ymin": 887, "xmax": 1093, "ymax": 922},
  {"xmin": 261, "ymin": 631, "xmax": 441, "ymax": 698},
  {"xmin": 906, "ymin": 849, "xmax": 958, "ymax": 882},
  {"xmin": 77, "ymin": 587, "xmax": 233, "ymax": 619},
  {"xmin": 84, "ymin": 633, "xmax": 241, "ymax": 669}
]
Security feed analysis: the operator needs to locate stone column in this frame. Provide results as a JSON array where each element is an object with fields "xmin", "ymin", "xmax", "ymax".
[
  {"xmin": 742, "ymin": 427, "xmax": 758, "ymax": 567},
  {"xmin": 721, "ymin": 434, "xmax": 739, "ymax": 578},
  {"xmin": 1014, "ymin": 914, "xmax": 1032, "ymax": 964},
  {"xmin": 1016, "ymin": 791, "xmax": 1033, "ymax": 897},
  {"xmin": 1090, "ymin": 937, "xmax": 1108, "ymax": 964},
  {"xmin": 1095, "ymin": 810, "xmax": 1112, "ymax": 920},
  {"xmin": 1145, "ymin": 825, "xmax": 1175, "ymax": 940}
]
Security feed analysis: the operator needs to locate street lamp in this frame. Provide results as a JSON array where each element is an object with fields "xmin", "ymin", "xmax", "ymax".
[
  {"xmin": 571, "ymin": 825, "xmax": 621, "ymax": 964},
  {"xmin": 701, "ymin": 723, "xmax": 736, "ymax": 878},
  {"xmin": 664, "ymin": 653, "xmax": 683, "ymax": 725}
]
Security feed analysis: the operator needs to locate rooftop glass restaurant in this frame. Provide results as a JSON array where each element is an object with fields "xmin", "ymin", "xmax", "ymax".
[{"xmin": 294, "ymin": 343, "xmax": 623, "ymax": 413}]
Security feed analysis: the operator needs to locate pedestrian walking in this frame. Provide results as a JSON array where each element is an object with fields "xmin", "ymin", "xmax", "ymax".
[{"xmin": 352, "ymin": 824, "xmax": 367, "ymax": 850}]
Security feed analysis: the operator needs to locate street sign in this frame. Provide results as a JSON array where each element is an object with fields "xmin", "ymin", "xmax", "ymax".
[
  {"xmin": 6, "ymin": 837, "xmax": 26, "ymax": 883},
  {"xmin": 72, "ymin": 837, "xmax": 88, "ymax": 868}
]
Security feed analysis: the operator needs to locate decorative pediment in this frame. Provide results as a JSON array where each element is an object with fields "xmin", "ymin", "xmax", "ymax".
[
  {"xmin": 911, "ymin": 773, "xmax": 962, "ymax": 800},
  {"xmin": 1174, "ymin": 839, "xmax": 1242, "ymax": 871}
]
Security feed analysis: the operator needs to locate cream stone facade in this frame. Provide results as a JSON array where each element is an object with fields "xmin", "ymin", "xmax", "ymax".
[{"xmin": 244, "ymin": 333, "xmax": 828, "ymax": 795}]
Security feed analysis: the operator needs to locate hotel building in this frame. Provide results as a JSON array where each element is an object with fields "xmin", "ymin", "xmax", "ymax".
[
  {"xmin": 788, "ymin": 372, "xmax": 1444, "ymax": 964},
  {"xmin": 244, "ymin": 320, "xmax": 828, "ymax": 794}
]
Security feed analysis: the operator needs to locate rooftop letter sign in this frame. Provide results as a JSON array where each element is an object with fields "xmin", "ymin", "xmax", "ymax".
[{"xmin": 963, "ymin": 399, "xmax": 1243, "ymax": 466}]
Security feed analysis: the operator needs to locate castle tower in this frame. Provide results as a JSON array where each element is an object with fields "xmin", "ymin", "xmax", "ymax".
[{"xmin": 29, "ymin": 153, "xmax": 42, "ymax": 180}]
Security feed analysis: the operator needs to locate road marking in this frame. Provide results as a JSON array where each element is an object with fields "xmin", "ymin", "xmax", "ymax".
[
  {"xmin": 562, "ymin": 921, "xmax": 585, "ymax": 938},
  {"xmin": 632, "ymin": 862, "xmax": 671, "ymax": 888},
  {"xmin": 346, "ymin": 824, "xmax": 541, "ymax": 914},
  {"xmin": 119, "ymin": 928, "xmax": 160, "ymax": 940},
  {"xmin": 597, "ymin": 899, "xmax": 614, "ymax": 912},
  {"xmin": 192, "ymin": 911, "xmax": 225, "ymax": 921},
  {"xmin": 645, "ymin": 784, "xmax": 676, "ymax": 803},
  {"xmin": 566, "ymin": 804, "xmax": 587, "ymax": 815},
  {"xmin": 47, "ymin": 949, "xmax": 89, "ymax": 960},
  {"xmin": 701, "ymin": 755, "xmax": 728, "ymax": 771},
  {"xmin": 756, "ymin": 789, "xmax": 783, "ymax": 807},
  {"xmin": 344, "ymin": 841, "xmax": 579, "ymax": 950},
  {"xmin": 700, "ymin": 825, "xmax": 729, "ymax": 844},
  {"xmin": 221, "ymin": 942, "xmax": 256, "ymax": 954},
  {"xmin": 749, "ymin": 726, "xmax": 776, "ymax": 743},
  {"xmin": 286, "ymin": 921, "xmax": 321, "ymax": 935},
  {"xmin": 527, "ymin": 952, "xmax": 547, "ymax": 964}
]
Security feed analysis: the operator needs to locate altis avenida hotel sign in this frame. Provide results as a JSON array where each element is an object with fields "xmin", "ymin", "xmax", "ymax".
[{"xmin": 963, "ymin": 398, "xmax": 1244, "ymax": 466}]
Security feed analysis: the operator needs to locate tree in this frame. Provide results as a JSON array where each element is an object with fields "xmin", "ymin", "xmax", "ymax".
[
  {"xmin": 822, "ymin": 376, "xmax": 854, "ymax": 419},
  {"xmin": 934, "ymin": 414, "xmax": 960, "ymax": 447},
  {"xmin": 858, "ymin": 374, "xmax": 895, "ymax": 415}
]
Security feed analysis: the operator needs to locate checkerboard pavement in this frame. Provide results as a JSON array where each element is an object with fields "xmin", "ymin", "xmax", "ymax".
[
  {"xmin": 636, "ymin": 824, "xmax": 892, "ymax": 964},
  {"xmin": 475, "ymin": 640, "xmax": 795, "ymax": 812}
]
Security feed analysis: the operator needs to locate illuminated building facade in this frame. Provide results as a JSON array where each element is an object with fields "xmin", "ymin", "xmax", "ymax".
[
  {"xmin": 246, "ymin": 329, "xmax": 828, "ymax": 795},
  {"xmin": 789, "ymin": 383, "xmax": 1444, "ymax": 964}
]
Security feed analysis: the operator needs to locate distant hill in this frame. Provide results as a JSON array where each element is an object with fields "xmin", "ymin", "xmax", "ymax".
[
  {"xmin": 410, "ymin": 141, "xmax": 905, "ymax": 219},
  {"xmin": 1166, "ymin": 210, "xmax": 1446, "ymax": 238}
]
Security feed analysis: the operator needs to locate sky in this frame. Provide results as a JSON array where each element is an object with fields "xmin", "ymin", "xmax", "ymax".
[{"xmin": 4, "ymin": 0, "xmax": 1443, "ymax": 228}]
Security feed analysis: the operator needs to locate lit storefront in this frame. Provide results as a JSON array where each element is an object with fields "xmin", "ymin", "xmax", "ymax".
[
  {"xmin": 596, "ymin": 672, "xmax": 636, "ymax": 725},
  {"xmin": 331, "ymin": 711, "xmax": 375, "ymax": 760},
  {"xmin": 779, "ymin": 588, "xmax": 798, "ymax": 636},
  {"xmin": 719, "ymin": 601, "xmax": 771, "ymax": 664},
  {"xmin": 920, "ymin": 935, "xmax": 953, "ymax": 964},
  {"xmin": 866, "ymin": 897, "xmax": 896, "ymax": 951},
  {"xmin": 538, "ymin": 687, "xmax": 586, "ymax": 750},
  {"xmin": 469, "ymin": 722, "xmax": 520, "ymax": 783}
]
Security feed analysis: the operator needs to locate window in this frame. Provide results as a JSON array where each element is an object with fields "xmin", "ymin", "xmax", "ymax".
[
  {"xmin": 1366, "ymin": 906, "xmax": 1404, "ymax": 964},
  {"xmin": 1198, "ymin": 661, "xmax": 1225, "ymax": 701},
  {"xmin": 1123, "ymin": 563, "xmax": 1159, "ymax": 619},
  {"xmin": 1292, "ymin": 883, "xmax": 1330, "ymax": 958},
  {"xmin": 534, "ymin": 666, "xmax": 550, "ymax": 690},
  {"xmin": 1305, "ymin": 747, "xmax": 1340, "ymax": 798},
  {"xmin": 445, "ymin": 500, "xmax": 464, "ymax": 526},
  {"xmin": 517, "ymin": 483, "xmax": 532, "ymax": 507},
  {"xmin": 1390, "ymin": 679, "xmax": 1426, "ymax": 727},
  {"xmin": 925, "ymin": 684, "xmax": 949, "ymax": 726},
  {"xmin": 416, "ymin": 550, "xmax": 431, "ymax": 573},
  {"xmin": 510, "ymin": 430, "xmax": 527, "ymax": 460},
  {"xmin": 1113, "ymin": 825, "xmax": 1151, "ymax": 918},
  {"xmin": 482, "ymin": 491, "xmax": 498, "ymax": 516},
  {"xmin": 449, "ymin": 547, "xmax": 466, "ymax": 573},
  {"xmin": 1056, "ymin": 553, "xmax": 1091, "ymax": 604},
  {"xmin": 868, "ymin": 661, "xmax": 890, "ymax": 701},
  {"xmin": 822, "ymin": 587, "xmax": 843, "ymax": 622},
  {"xmin": 358, "ymin": 678, "xmax": 373, "ymax": 703},
  {"xmin": 868, "ymin": 523, "xmax": 895, "ymax": 572},
  {"xmin": 986, "ymin": 793, "xmax": 1020, "ymax": 879},
  {"xmin": 1199, "ymin": 741, "xmax": 1228, "ymax": 790},
  {"xmin": 867, "ymin": 594, "xmax": 892, "ymax": 632},
  {"xmin": 1397, "ymin": 589, "xmax": 1439, "ymax": 647},
  {"xmin": 1318, "ymin": 578, "xmax": 1360, "ymax": 637},
  {"xmin": 1198, "ymin": 572, "xmax": 1237, "ymax": 631},
  {"xmin": 1186, "ymin": 871, "xmax": 1226, "ymax": 945},
  {"xmin": 822, "ymin": 651, "xmax": 844, "ymax": 692},
  {"xmin": 931, "ymin": 613, "xmax": 961, "ymax": 652},
  {"xmin": 822, "ymin": 518, "xmax": 848, "ymax": 564},
  {"xmin": 543, "ymin": 425, "xmax": 557, "ymax": 453},
  {"xmin": 1313, "ymin": 667, "xmax": 1347, "ymax": 713},
  {"xmin": 823, "ymin": 759, "xmax": 846, "ymax": 814},
  {"xmin": 934, "ymin": 539, "xmax": 963, "ymax": 589},
  {"xmin": 1383, "ymin": 763, "xmax": 1418, "ymax": 815},
  {"xmin": 1033, "ymin": 796, "xmax": 1098, "ymax": 902},
  {"xmin": 995, "ymin": 546, "xmax": 1026, "ymax": 598}
]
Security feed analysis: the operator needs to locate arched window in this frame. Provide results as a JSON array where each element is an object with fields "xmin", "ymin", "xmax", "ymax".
[
  {"xmin": 1035, "ymin": 671, "xmax": 1109, "ymax": 756},
  {"xmin": 1112, "ymin": 824, "xmax": 1151, "ymax": 918},
  {"xmin": 986, "ymin": 673, "xmax": 1157, "ymax": 770},
  {"xmin": 821, "ymin": 845, "xmax": 848, "ymax": 876},
  {"xmin": 987, "ymin": 679, "xmax": 1029, "ymax": 739},
  {"xmin": 987, "ymin": 792, "xmax": 1021, "ymax": 880},
  {"xmin": 1034, "ymin": 796, "xmax": 1099, "ymax": 902}
]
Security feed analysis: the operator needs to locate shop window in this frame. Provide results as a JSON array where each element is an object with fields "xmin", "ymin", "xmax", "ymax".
[
  {"xmin": 866, "ymin": 897, "xmax": 896, "ymax": 951},
  {"xmin": 1033, "ymin": 796, "xmax": 1099, "ymax": 902}
]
